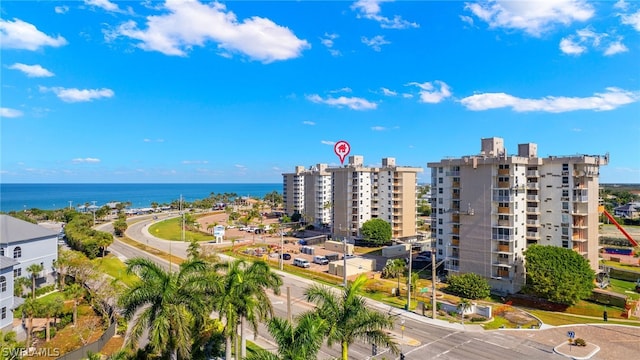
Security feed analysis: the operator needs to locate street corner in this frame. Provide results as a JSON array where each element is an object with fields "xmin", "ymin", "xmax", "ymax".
[
  {"xmin": 387, "ymin": 331, "xmax": 421, "ymax": 347},
  {"xmin": 553, "ymin": 342, "xmax": 600, "ymax": 360}
]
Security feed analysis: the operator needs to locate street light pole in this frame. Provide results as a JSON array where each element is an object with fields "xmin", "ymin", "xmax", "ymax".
[
  {"xmin": 407, "ymin": 245, "xmax": 412, "ymax": 311},
  {"xmin": 280, "ymin": 230, "xmax": 284, "ymax": 271}
]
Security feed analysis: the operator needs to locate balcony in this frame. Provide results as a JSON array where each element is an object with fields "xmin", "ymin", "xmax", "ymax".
[
  {"xmin": 497, "ymin": 181, "xmax": 510, "ymax": 188},
  {"xmin": 495, "ymin": 244, "xmax": 511, "ymax": 253},
  {"xmin": 498, "ymin": 206, "xmax": 511, "ymax": 214},
  {"xmin": 492, "ymin": 233, "xmax": 514, "ymax": 241},
  {"xmin": 498, "ymin": 168, "xmax": 510, "ymax": 175},
  {"xmin": 452, "ymin": 228, "xmax": 460, "ymax": 235},
  {"xmin": 497, "ymin": 219, "xmax": 513, "ymax": 227},
  {"xmin": 527, "ymin": 182, "xmax": 539, "ymax": 189},
  {"xmin": 445, "ymin": 264, "xmax": 459, "ymax": 272},
  {"xmin": 452, "ymin": 181, "xmax": 460, "ymax": 188},
  {"xmin": 493, "ymin": 269, "xmax": 510, "ymax": 279},
  {"xmin": 494, "ymin": 195, "xmax": 513, "ymax": 202},
  {"xmin": 527, "ymin": 207, "xmax": 540, "ymax": 213},
  {"xmin": 452, "ymin": 193, "xmax": 460, "ymax": 200},
  {"xmin": 572, "ymin": 234, "xmax": 587, "ymax": 242},
  {"xmin": 526, "ymin": 219, "xmax": 540, "ymax": 226},
  {"xmin": 446, "ymin": 170, "xmax": 460, "ymax": 176},
  {"xmin": 452, "ymin": 214, "xmax": 460, "ymax": 223},
  {"xmin": 493, "ymin": 259, "xmax": 513, "ymax": 267},
  {"xmin": 573, "ymin": 196, "xmax": 588, "ymax": 202},
  {"xmin": 527, "ymin": 195, "xmax": 539, "ymax": 201},
  {"xmin": 526, "ymin": 231, "xmax": 540, "ymax": 239},
  {"xmin": 451, "ymin": 238, "xmax": 460, "ymax": 246},
  {"xmin": 526, "ymin": 170, "xmax": 539, "ymax": 177}
]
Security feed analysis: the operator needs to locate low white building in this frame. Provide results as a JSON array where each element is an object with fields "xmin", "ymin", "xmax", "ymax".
[
  {"xmin": 0, "ymin": 256, "xmax": 18, "ymax": 331},
  {"xmin": 0, "ymin": 215, "xmax": 59, "ymax": 331}
]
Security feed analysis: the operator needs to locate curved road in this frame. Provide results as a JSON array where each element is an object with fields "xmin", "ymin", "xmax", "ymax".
[{"xmin": 110, "ymin": 215, "xmax": 640, "ymax": 360}]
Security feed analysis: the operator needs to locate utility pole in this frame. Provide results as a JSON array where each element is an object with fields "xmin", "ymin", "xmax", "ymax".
[
  {"xmin": 431, "ymin": 251, "xmax": 437, "ymax": 319},
  {"xmin": 180, "ymin": 194, "xmax": 185, "ymax": 242},
  {"xmin": 407, "ymin": 245, "xmax": 412, "ymax": 311},
  {"xmin": 280, "ymin": 229, "xmax": 284, "ymax": 271},
  {"xmin": 287, "ymin": 286, "xmax": 292, "ymax": 323},
  {"xmin": 343, "ymin": 231, "xmax": 347, "ymax": 287}
]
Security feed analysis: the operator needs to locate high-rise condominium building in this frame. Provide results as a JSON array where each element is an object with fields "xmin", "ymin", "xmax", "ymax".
[
  {"xmin": 282, "ymin": 164, "xmax": 332, "ymax": 228},
  {"xmin": 328, "ymin": 156, "xmax": 423, "ymax": 241},
  {"xmin": 428, "ymin": 137, "xmax": 608, "ymax": 294}
]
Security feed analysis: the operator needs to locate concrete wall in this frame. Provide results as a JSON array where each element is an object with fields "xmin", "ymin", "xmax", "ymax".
[
  {"xmin": 381, "ymin": 244, "xmax": 409, "ymax": 257},
  {"xmin": 328, "ymin": 257, "xmax": 375, "ymax": 277},
  {"xmin": 325, "ymin": 240, "xmax": 354, "ymax": 255}
]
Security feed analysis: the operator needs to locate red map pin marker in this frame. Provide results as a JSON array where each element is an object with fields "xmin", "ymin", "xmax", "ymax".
[{"xmin": 334, "ymin": 140, "xmax": 351, "ymax": 164}]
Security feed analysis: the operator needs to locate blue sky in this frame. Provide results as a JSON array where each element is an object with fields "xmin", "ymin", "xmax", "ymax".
[{"xmin": 1, "ymin": 0, "xmax": 639, "ymax": 184}]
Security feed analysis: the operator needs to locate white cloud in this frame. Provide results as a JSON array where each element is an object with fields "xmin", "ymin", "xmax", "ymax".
[
  {"xmin": 182, "ymin": 160, "xmax": 209, "ymax": 164},
  {"xmin": 604, "ymin": 40, "xmax": 628, "ymax": 56},
  {"xmin": 302, "ymin": 121, "xmax": 315, "ymax": 126},
  {"xmin": 329, "ymin": 87, "xmax": 353, "ymax": 94},
  {"xmin": 371, "ymin": 126, "xmax": 386, "ymax": 131},
  {"xmin": 559, "ymin": 37, "xmax": 586, "ymax": 55},
  {"xmin": 0, "ymin": 107, "xmax": 24, "ymax": 118},
  {"xmin": 352, "ymin": 0, "xmax": 419, "ymax": 29},
  {"xmin": 320, "ymin": 33, "xmax": 341, "ymax": 56},
  {"xmin": 460, "ymin": 15, "xmax": 475, "ymax": 26},
  {"xmin": 307, "ymin": 94, "xmax": 377, "ymax": 110},
  {"xmin": 465, "ymin": 0, "xmax": 594, "ymax": 36},
  {"xmin": 143, "ymin": 138, "xmax": 165, "ymax": 143},
  {"xmin": 571, "ymin": 128, "xmax": 582, "ymax": 132},
  {"xmin": 72, "ymin": 158, "xmax": 101, "ymax": 164},
  {"xmin": 559, "ymin": 28, "xmax": 627, "ymax": 56},
  {"xmin": 407, "ymin": 81, "xmax": 452, "ymax": 103},
  {"xmin": 111, "ymin": 1, "xmax": 309, "ymax": 63},
  {"xmin": 234, "ymin": 164, "xmax": 246, "ymax": 169},
  {"xmin": 614, "ymin": 0, "xmax": 629, "ymax": 11},
  {"xmin": 40, "ymin": 86, "xmax": 115, "ymax": 103},
  {"xmin": 8, "ymin": 63, "xmax": 54, "ymax": 77},
  {"xmin": 402, "ymin": 93, "xmax": 413, "ymax": 98},
  {"xmin": 85, "ymin": 0, "xmax": 120, "ymax": 12},
  {"xmin": 361, "ymin": 35, "xmax": 390, "ymax": 51},
  {"xmin": 381, "ymin": 87, "xmax": 397, "ymax": 96},
  {"xmin": 320, "ymin": 140, "xmax": 336, "ymax": 145},
  {"xmin": 55, "ymin": 6, "xmax": 69, "ymax": 14},
  {"xmin": 621, "ymin": 10, "xmax": 640, "ymax": 31},
  {"xmin": 460, "ymin": 87, "xmax": 639, "ymax": 112},
  {"xmin": 0, "ymin": 18, "xmax": 68, "ymax": 50}
]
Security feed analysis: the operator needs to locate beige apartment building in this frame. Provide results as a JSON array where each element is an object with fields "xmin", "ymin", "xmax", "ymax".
[
  {"xmin": 284, "ymin": 156, "xmax": 423, "ymax": 241},
  {"xmin": 282, "ymin": 164, "xmax": 332, "ymax": 228},
  {"xmin": 328, "ymin": 156, "xmax": 423, "ymax": 241},
  {"xmin": 428, "ymin": 137, "xmax": 607, "ymax": 294}
]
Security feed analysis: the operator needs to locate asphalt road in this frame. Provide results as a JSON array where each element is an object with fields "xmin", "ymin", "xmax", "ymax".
[{"xmin": 109, "ymin": 216, "xmax": 566, "ymax": 360}]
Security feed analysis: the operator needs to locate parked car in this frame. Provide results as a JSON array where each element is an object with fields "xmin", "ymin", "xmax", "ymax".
[
  {"xmin": 415, "ymin": 255, "xmax": 431, "ymax": 262},
  {"xmin": 313, "ymin": 255, "xmax": 329, "ymax": 265},
  {"xmin": 280, "ymin": 253, "xmax": 292, "ymax": 260},
  {"xmin": 293, "ymin": 258, "xmax": 310, "ymax": 268}
]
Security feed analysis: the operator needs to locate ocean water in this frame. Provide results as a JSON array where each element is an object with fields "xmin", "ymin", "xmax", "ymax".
[{"xmin": 0, "ymin": 183, "xmax": 282, "ymax": 212}]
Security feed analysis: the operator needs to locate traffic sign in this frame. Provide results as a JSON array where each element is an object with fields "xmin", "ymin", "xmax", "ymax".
[{"xmin": 567, "ymin": 331, "xmax": 575, "ymax": 339}]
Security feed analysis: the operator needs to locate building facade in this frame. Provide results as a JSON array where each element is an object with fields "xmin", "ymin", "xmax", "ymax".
[
  {"xmin": 428, "ymin": 138, "xmax": 607, "ymax": 294},
  {"xmin": 284, "ymin": 157, "xmax": 423, "ymax": 241},
  {"xmin": 0, "ymin": 215, "xmax": 59, "ymax": 331}
]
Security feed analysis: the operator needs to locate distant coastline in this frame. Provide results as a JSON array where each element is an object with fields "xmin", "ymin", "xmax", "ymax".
[{"xmin": 0, "ymin": 183, "xmax": 282, "ymax": 213}]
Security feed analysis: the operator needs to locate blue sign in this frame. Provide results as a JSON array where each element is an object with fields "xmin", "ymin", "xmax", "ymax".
[{"xmin": 567, "ymin": 331, "xmax": 575, "ymax": 339}]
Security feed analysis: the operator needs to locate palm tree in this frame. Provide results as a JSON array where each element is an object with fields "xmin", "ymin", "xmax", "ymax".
[
  {"xmin": 245, "ymin": 312, "xmax": 329, "ymax": 360},
  {"xmin": 305, "ymin": 274, "xmax": 399, "ymax": 360},
  {"xmin": 119, "ymin": 257, "xmax": 216, "ymax": 359},
  {"xmin": 65, "ymin": 283, "xmax": 84, "ymax": 327},
  {"xmin": 382, "ymin": 259, "xmax": 406, "ymax": 297},
  {"xmin": 187, "ymin": 239, "xmax": 201, "ymax": 259},
  {"xmin": 457, "ymin": 298, "xmax": 472, "ymax": 324},
  {"xmin": 26, "ymin": 263, "xmax": 44, "ymax": 299},
  {"xmin": 23, "ymin": 297, "xmax": 40, "ymax": 348},
  {"xmin": 213, "ymin": 259, "xmax": 282, "ymax": 360},
  {"xmin": 42, "ymin": 295, "xmax": 64, "ymax": 342}
]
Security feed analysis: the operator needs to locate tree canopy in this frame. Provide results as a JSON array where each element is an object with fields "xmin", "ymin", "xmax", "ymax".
[
  {"xmin": 360, "ymin": 219, "xmax": 392, "ymax": 245},
  {"xmin": 446, "ymin": 273, "xmax": 491, "ymax": 300},
  {"xmin": 524, "ymin": 245, "xmax": 595, "ymax": 305}
]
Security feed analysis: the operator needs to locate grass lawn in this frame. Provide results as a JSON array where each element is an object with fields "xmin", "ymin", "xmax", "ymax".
[
  {"xmin": 92, "ymin": 255, "xmax": 140, "ymax": 287},
  {"xmin": 608, "ymin": 278, "xmax": 640, "ymax": 301},
  {"xmin": 528, "ymin": 309, "xmax": 638, "ymax": 326},
  {"xmin": 148, "ymin": 217, "xmax": 214, "ymax": 242},
  {"xmin": 119, "ymin": 236, "xmax": 185, "ymax": 267}
]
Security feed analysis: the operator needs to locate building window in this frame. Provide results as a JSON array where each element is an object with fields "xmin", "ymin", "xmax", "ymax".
[
  {"xmin": 562, "ymin": 241, "xmax": 569, "ymax": 248},
  {"xmin": 438, "ymin": 198, "xmax": 443, "ymax": 205},
  {"xmin": 0, "ymin": 276, "xmax": 5, "ymax": 292},
  {"xmin": 562, "ymin": 177, "xmax": 569, "ymax": 184},
  {"xmin": 438, "ymin": 229, "xmax": 443, "ymax": 235},
  {"xmin": 562, "ymin": 163, "xmax": 569, "ymax": 171},
  {"xmin": 438, "ymin": 188, "xmax": 443, "ymax": 194},
  {"xmin": 438, "ymin": 219, "xmax": 443, "ymax": 225},
  {"xmin": 0, "ymin": 247, "xmax": 3, "ymax": 256},
  {"xmin": 1, "ymin": 307, "xmax": 6, "ymax": 320},
  {"xmin": 438, "ymin": 238, "xmax": 443, "ymax": 245},
  {"xmin": 438, "ymin": 177, "xmax": 443, "ymax": 184},
  {"xmin": 13, "ymin": 268, "xmax": 21, "ymax": 277},
  {"xmin": 439, "ymin": 167, "xmax": 443, "ymax": 173},
  {"xmin": 13, "ymin": 247, "xmax": 22, "ymax": 259},
  {"xmin": 438, "ymin": 249, "xmax": 443, "ymax": 256}
]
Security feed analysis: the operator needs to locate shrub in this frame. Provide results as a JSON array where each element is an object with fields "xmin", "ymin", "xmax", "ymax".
[
  {"xmin": 35, "ymin": 285, "xmax": 55, "ymax": 296},
  {"xmin": 446, "ymin": 273, "xmax": 491, "ymax": 299},
  {"xmin": 470, "ymin": 317, "xmax": 487, "ymax": 322},
  {"xmin": 574, "ymin": 338, "xmax": 587, "ymax": 347}
]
